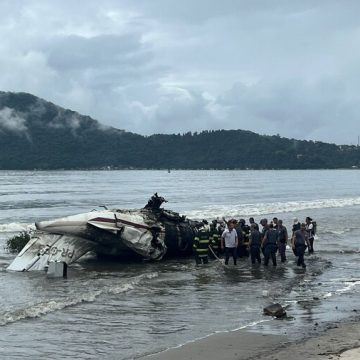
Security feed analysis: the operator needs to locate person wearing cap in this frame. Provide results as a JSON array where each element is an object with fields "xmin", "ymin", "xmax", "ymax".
[
  {"xmin": 221, "ymin": 220, "xmax": 238, "ymax": 265},
  {"xmin": 305, "ymin": 217, "xmax": 315, "ymax": 254}
]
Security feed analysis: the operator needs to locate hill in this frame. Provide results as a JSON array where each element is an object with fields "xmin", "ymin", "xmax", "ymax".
[{"xmin": 0, "ymin": 91, "xmax": 359, "ymax": 170}]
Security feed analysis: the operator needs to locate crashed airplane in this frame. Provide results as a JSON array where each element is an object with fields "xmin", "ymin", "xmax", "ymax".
[{"xmin": 7, "ymin": 194, "xmax": 201, "ymax": 272}]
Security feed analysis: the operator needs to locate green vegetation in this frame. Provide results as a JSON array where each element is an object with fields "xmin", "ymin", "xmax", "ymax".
[
  {"xmin": 0, "ymin": 91, "xmax": 359, "ymax": 170},
  {"xmin": 6, "ymin": 231, "xmax": 31, "ymax": 253}
]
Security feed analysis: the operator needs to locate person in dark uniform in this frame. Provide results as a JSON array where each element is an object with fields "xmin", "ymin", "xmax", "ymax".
[
  {"xmin": 292, "ymin": 223, "xmax": 309, "ymax": 268},
  {"xmin": 249, "ymin": 217, "xmax": 259, "ymax": 231},
  {"xmin": 193, "ymin": 225, "xmax": 210, "ymax": 265},
  {"xmin": 248, "ymin": 223, "xmax": 262, "ymax": 264},
  {"xmin": 209, "ymin": 220, "xmax": 221, "ymax": 257},
  {"xmin": 277, "ymin": 219, "xmax": 288, "ymax": 263},
  {"xmin": 272, "ymin": 217, "xmax": 279, "ymax": 229},
  {"xmin": 236, "ymin": 219, "xmax": 250, "ymax": 258},
  {"xmin": 292, "ymin": 218, "xmax": 301, "ymax": 234},
  {"xmin": 262, "ymin": 223, "xmax": 278, "ymax": 266},
  {"xmin": 260, "ymin": 218, "xmax": 269, "ymax": 255},
  {"xmin": 291, "ymin": 218, "xmax": 301, "ymax": 255}
]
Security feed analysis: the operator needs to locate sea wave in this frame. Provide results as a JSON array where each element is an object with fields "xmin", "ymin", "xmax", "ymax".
[
  {"xmin": 0, "ymin": 272, "xmax": 158, "ymax": 326},
  {"xmin": 185, "ymin": 197, "xmax": 360, "ymax": 219},
  {"xmin": 321, "ymin": 228, "xmax": 355, "ymax": 236},
  {"xmin": 0, "ymin": 222, "xmax": 35, "ymax": 233},
  {"xmin": 1, "ymin": 197, "xmax": 360, "ymax": 232}
]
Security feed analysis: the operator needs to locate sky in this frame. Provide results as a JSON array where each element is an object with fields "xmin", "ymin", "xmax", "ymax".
[{"xmin": 0, "ymin": 0, "xmax": 360, "ymax": 144}]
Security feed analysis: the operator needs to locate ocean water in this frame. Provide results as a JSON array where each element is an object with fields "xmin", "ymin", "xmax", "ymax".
[{"xmin": 0, "ymin": 170, "xmax": 359, "ymax": 359}]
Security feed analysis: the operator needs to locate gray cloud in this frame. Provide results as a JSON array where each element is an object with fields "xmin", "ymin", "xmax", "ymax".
[
  {"xmin": 0, "ymin": 0, "xmax": 359, "ymax": 144},
  {"xmin": 44, "ymin": 34, "xmax": 149, "ymax": 71}
]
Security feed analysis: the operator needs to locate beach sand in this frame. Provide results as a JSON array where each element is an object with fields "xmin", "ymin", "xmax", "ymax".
[
  {"xmin": 340, "ymin": 348, "xmax": 360, "ymax": 360},
  {"xmin": 140, "ymin": 317, "xmax": 360, "ymax": 360}
]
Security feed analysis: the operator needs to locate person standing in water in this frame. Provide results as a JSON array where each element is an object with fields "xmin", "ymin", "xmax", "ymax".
[
  {"xmin": 262, "ymin": 223, "xmax": 278, "ymax": 266},
  {"xmin": 221, "ymin": 220, "xmax": 238, "ymax": 265},
  {"xmin": 292, "ymin": 223, "xmax": 309, "ymax": 268},
  {"xmin": 193, "ymin": 224, "xmax": 210, "ymax": 265},
  {"xmin": 292, "ymin": 218, "xmax": 301, "ymax": 234},
  {"xmin": 292, "ymin": 218, "xmax": 301, "ymax": 255},
  {"xmin": 305, "ymin": 216, "xmax": 315, "ymax": 254},
  {"xmin": 248, "ymin": 223, "xmax": 262, "ymax": 264},
  {"xmin": 249, "ymin": 217, "xmax": 259, "ymax": 231},
  {"xmin": 260, "ymin": 218, "xmax": 269, "ymax": 256},
  {"xmin": 277, "ymin": 219, "xmax": 288, "ymax": 263},
  {"xmin": 272, "ymin": 217, "xmax": 279, "ymax": 229}
]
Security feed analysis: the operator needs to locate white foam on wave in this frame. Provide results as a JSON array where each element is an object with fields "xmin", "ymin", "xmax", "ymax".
[
  {"xmin": 0, "ymin": 223, "xmax": 35, "ymax": 233},
  {"xmin": 0, "ymin": 272, "xmax": 158, "ymax": 326},
  {"xmin": 327, "ymin": 229, "xmax": 352, "ymax": 235},
  {"xmin": 185, "ymin": 197, "xmax": 360, "ymax": 219},
  {"xmin": 335, "ymin": 281, "xmax": 360, "ymax": 294},
  {"xmin": 323, "ymin": 292, "xmax": 333, "ymax": 298},
  {"xmin": 107, "ymin": 272, "xmax": 158, "ymax": 295}
]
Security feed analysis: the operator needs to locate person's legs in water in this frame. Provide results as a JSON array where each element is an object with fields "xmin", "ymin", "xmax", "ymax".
[
  {"xmin": 251, "ymin": 247, "xmax": 261, "ymax": 264},
  {"xmin": 256, "ymin": 247, "xmax": 261, "ymax": 264},
  {"xmin": 250, "ymin": 247, "xmax": 256, "ymax": 264},
  {"xmin": 225, "ymin": 247, "xmax": 230, "ymax": 265},
  {"xmin": 299, "ymin": 248, "xmax": 306, "ymax": 268},
  {"xmin": 308, "ymin": 238, "xmax": 314, "ymax": 254},
  {"xmin": 279, "ymin": 242, "xmax": 286, "ymax": 262},
  {"xmin": 232, "ymin": 247, "xmax": 237, "ymax": 265},
  {"xmin": 296, "ymin": 246, "xmax": 306, "ymax": 268},
  {"xmin": 264, "ymin": 246, "xmax": 270, "ymax": 266},
  {"xmin": 195, "ymin": 255, "xmax": 201, "ymax": 265},
  {"xmin": 271, "ymin": 246, "xmax": 277, "ymax": 266}
]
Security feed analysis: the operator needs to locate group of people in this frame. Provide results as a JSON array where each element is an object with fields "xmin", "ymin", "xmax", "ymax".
[{"xmin": 192, "ymin": 216, "xmax": 317, "ymax": 269}]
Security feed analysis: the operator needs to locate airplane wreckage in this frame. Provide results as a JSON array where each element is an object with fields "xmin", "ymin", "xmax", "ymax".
[{"xmin": 7, "ymin": 194, "xmax": 204, "ymax": 272}]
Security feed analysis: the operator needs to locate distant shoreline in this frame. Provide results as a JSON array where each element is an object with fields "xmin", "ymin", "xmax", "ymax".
[
  {"xmin": 2, "ymin": 92, "xmax": 360, "ymax": 171},
  {"xmin": 0, "ymin": 167, "xmax": 359, "ymax": 171}
]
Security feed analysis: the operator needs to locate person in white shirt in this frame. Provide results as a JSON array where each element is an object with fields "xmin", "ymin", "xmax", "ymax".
[{"xmin": 221, "ymin": 220, "xmax": 238, "ymax": 265}]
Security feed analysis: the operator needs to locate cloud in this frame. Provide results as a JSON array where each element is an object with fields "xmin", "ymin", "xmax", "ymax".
[
  {"xmin": 44, "ymin": 34, "xmax": 149, "ymax": 71},
  {"xmin": 0, "ymin": 0, "xmax": 360, "ymax": 144},
  {"xmin": 0, "ymin": 107, "xmax": 28, "ymax": 133}
]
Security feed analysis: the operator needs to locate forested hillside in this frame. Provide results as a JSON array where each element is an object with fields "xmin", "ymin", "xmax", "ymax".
[{"xmin": 0, "ymin": 91, "xmax": 359, "ymax": 170}]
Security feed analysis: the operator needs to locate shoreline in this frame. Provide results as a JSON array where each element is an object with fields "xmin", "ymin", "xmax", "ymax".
[
  {"xmin": 139, "ymin": 316, "xmax": 360, "ymax": 360},
  {"xmin": 1, "ymin": 168, "xmax": 359, "ymax": 171}
]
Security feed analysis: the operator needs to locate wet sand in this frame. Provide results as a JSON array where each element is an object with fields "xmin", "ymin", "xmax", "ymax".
[{"xmin": 140, "ymin": 317, "xmax": 360, "ymax": 360}]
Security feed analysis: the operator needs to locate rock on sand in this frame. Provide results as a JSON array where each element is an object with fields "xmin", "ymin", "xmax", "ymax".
[{"xmin": 263, "ymin": 303, "xmax": 286, "ymax": 318}]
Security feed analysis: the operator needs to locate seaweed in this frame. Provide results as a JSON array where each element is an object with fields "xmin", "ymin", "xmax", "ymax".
[{"xmin": 6, "ymin": 231, "xmax": 31, "ymax": 253}]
